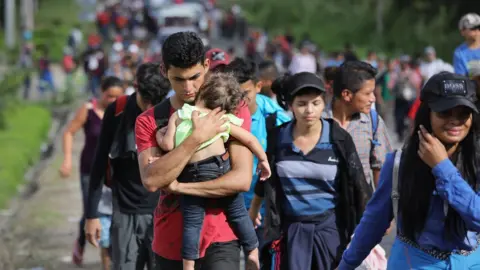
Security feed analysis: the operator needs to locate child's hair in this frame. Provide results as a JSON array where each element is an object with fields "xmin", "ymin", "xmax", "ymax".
[{"xmin": 194, "ymin": 72, "xmax": 247, "ymax": 114}]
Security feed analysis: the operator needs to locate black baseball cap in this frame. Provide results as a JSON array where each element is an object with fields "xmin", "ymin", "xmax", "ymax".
[
  {"xmin": 421, "ymin": 72, "xmax": 478, "ymax": 113},
  {"xmin": 286, "ymin": 72, "xmax": 325, "ymax": 96}
]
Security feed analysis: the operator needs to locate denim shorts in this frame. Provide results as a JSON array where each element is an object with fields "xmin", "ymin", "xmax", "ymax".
[{"xmin": 99, "ymin": 215, "xmax": 111, "ymax": 248}]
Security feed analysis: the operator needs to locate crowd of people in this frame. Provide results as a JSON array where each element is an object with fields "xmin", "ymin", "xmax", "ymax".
[{"xmin": 54, "ymin": 4, "xmax": 480, "ymax": 270}]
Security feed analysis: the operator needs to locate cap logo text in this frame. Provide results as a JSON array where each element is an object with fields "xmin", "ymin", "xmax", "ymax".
[{"xmin": 443, "ymin": 80, "xmax": 467, "ymax": 96}]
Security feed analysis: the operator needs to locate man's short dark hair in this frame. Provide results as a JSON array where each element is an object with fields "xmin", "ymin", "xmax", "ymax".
[
  {"xmin": 333, "ymin": 61, "xmax": 377, "ymax": 98},
  {"xmin": 324, "ymin": 66, "xmax": 338, "ymax": 82},
  {"xmin": 136, "ymin": 63, "xmax": 171, "ymax": 106},
  {"xmin": 161, "ymin": 32, "xmax": 205, "ymax": 70},
  {"xmin": 225, "ymin": 58, "xmax": 257, "ymax": 84},
  {"xmin": 258, "ymin": 60, "xmax": 278, "ymax": 80}
]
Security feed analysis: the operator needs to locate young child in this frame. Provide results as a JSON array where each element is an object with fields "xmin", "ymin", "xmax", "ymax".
[{"xmin": 153, "ymin": 72, "xmax": 271, "ymax": 270}]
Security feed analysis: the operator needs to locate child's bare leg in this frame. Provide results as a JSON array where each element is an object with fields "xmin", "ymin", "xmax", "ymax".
[
  {"xmin": 245, "ymin": 248, "xmax": 260, "ymax": 270},
  {"xmin": 183, "ymin": 259, "xmax": 195, "ymax": 270},
  {"xmin": 100, "ymin": 248, "xmax": 111, "ymax": 270}
]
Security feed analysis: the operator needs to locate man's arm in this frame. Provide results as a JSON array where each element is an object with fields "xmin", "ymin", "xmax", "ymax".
[
  {"xmin": 138, "ymin": 137, "xmax": 201, "ymax": 192},
  {"xmin": 172, "ymin": 104, "xmax": 254, "ymax": 197},
  {"xmin": 372, "ymin": 169, "xmax": 381, "ymax": 187},
  {"xmin": 249, "ymin": 194, "xmax": 263, "ymax": 218},
  {"xmin": 85, "ymin": 102, "xmax": 116, "ymax": 219},
  {"xmin": 136, "ymin": 108, "xmax": 227, "ymax": 192},
  {"xmin": 174, "ymin": 140, "xmax": 254, "ymax": 197}
]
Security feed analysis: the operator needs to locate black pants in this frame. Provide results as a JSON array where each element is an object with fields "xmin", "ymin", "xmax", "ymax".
[
  {"xmin": 394, "ymin": 98, "xmax": 412, "ymax": 141},
  {"xmin": 155, "ymin": 241, "xmax": 241, "ymax": 270},
  {"xmin": 110, "ymin": 210, "xmax": 155, "ymax": 270}
]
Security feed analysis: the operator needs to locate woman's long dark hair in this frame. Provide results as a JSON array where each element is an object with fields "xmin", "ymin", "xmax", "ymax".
[{"xmin": 399, "ymin": 102, "xmax": 479, "ymax": 241}]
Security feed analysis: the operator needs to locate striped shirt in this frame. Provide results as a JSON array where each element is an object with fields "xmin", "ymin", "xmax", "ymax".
[
  {"xmin": 323, "ymin": 103, "xmax": 392, "ymax": 186},
  {"xmin": 276, "ymin": 119, "xmax": 339, "ymax": 218}
]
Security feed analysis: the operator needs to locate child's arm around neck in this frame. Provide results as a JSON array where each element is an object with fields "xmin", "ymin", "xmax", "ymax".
[
  {"xmin": 157, "ymin": 112, "xmax": 180, "ymax": 152},
  {"xmin": 229, "ymin": 124, "xmax": 271, "ymax": 180}
]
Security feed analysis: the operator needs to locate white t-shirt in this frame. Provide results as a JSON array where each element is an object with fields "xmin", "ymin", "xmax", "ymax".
[
  {"xmin": 420, "ymin": 59, "xmax": 454, "ymax": 82},
  {"xmin": 288, "ymin": 53, "xmax": 317, "ymax": 74}
]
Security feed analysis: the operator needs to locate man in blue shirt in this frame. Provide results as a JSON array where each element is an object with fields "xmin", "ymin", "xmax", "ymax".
[
  {"xmin": 225, "ymin": 58, "xmax": 290, "ymax": 249},
  {"xmin": 258, "ymin": 60, "xmax": 279, "ymax": 102},
  {"xmin": 454, "ymin": 13, "xmax": 480, "ymax": 76}
]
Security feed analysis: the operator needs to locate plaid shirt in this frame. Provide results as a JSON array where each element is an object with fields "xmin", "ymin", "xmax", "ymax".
[{"xmin": 323, "ymin": 104, "xmax": 393, "ymax": 186}]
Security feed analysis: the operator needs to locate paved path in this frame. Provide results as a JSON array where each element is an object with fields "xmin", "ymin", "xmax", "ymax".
[{"xmin": 2, "ymin": 130, "xmax": 103, "ymax": 270}]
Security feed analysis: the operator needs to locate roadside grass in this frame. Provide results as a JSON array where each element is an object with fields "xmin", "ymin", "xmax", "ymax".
[{"xmin": 0, "ymin": 105, "xmax": 51, "ymax": 209}]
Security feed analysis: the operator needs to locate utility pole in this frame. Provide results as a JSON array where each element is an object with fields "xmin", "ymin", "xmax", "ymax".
[
  {"xmin": 22, "ymin": 0, "xmax": 35, "ymax": 31},
  {"xmin": 376, "ymin": 0, "xmax": 385, "ymax": 49},
  {"xmin": 376, "ymin": 0, "xmax": 384, "ymax": 36},
  {"xmin": 5, "ymin": 0, "xmax": 16, "ymax": 49}
]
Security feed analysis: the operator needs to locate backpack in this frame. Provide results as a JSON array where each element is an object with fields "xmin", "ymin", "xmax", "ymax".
[
  {"xmin": 104, "ymin": 95, "xmax": 129, "ymax": 187},
  {"xmin": 152, "ymin": 97, "xmax": 174, "ymax": 130},
  {"xmin": 104, "ymin": 96, "xmax": 172, "ymax": 188},
  {"xmin": 370, "ymin": 108, "xmax": 380, "ymax": 146},
  {"xmin": 393, "ymin": 73, "xmax": 417, "ymax": 102},
  {"xmin": 265, "ymin": 112, "xmax": 278, "ymax": 133}
]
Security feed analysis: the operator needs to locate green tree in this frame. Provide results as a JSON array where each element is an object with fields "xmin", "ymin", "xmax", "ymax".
[{"xmin": 233, "ymin": 0, "xmax": 478, "ymax": 60}]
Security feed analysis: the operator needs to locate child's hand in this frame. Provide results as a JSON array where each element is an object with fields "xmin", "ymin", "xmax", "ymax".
[
  {"xmin": 156, "ymin": 126, "xmax": 172, "ymax": 152},
  {"xmin": 256, "ymin": 160, "xmax": 271, "ymax": 181},
  {"xmin": 148, "ymin": 156, "xmax": 159, "ymax": 164}
]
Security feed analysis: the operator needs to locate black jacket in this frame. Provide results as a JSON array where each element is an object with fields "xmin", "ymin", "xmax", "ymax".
[
  {"xmin": 255, "ymin": 118, "xmax": 372, "ymax": 247},
  {"xmin": 86, "ymin": 94, "xmax": 159, "ymax": 218}
]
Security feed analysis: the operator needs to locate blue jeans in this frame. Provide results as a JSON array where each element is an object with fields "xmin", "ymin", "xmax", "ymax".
[
  {"xmin": 177, "ymin": 153, "xmax": 258, "ymax": 260},
  {"xmin": 39, "ymin": 70, "xmax": 55, "ymax": 94},
  {"xmin": 388, "ymin": 238, "xmax": 480, "ymax": 269},
  {"xmin": 88, "ymin": 75, "xmax": 101, "ymax": 97}
]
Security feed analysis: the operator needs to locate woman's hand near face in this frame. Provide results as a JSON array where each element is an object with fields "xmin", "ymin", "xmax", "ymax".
[{"xmin": 417, "ymin": 125, "xmax": 449, "ymax": 168}]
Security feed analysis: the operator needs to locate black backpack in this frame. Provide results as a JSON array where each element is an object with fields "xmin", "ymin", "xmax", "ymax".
[{"xmin": 153, "ymin": 98, "xmax": 173, "ymax": 131}]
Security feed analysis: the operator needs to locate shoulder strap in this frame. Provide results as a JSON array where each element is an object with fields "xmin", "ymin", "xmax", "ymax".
[
  {"xmin": 370, "ymin": 109, "xmax": 380, "ymax": 146},
  {"xmin": 266, "ymin": 124, "xmax": 282, "ymax": 165},
  {"xmin": 153, "ymin": 98, "xmax": 173, "ymax": 129},
  {"xmin": 265, "ymin": 112, "xmax": 277, "ymax": 132},
  {"xmin": 392, "ymin": 149, "xmax": 402, "ymax": 223},
  {"xmin": 115, "ymin": 95, "xmax": 129, "ymax": 116}
]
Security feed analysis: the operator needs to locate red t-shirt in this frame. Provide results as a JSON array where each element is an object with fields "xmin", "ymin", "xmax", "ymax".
[
  {"xmin": 97, "ymin": 12, "xmax": 110, "ymax": 26},
  {"xmin": 135, "ymin": 100, "xmax": 252, "ymax": 261}
]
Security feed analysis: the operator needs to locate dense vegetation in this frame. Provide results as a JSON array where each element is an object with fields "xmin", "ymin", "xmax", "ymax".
[{"xmin": 233, "ymin": 0, "xmax": 480, "ymax": 60}]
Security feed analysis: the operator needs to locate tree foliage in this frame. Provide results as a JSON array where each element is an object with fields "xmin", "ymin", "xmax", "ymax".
[{"xmin": 231, "ymin": 0, "xmax": 479, "ymax": 61}]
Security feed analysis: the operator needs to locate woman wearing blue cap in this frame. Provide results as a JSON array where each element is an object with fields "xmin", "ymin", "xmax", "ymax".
[
  {"xmin": 253, "ymin": 72, "xmax": 372, "ymax": 269},
  {"xmin": 339, "ymin": 72, "xmax": 480, "ymax": 269}
]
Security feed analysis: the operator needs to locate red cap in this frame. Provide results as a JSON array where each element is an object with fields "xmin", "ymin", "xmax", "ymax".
[{"xmin": 206, "ymin": 48, "xmax": 230, "ymax": 70}]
